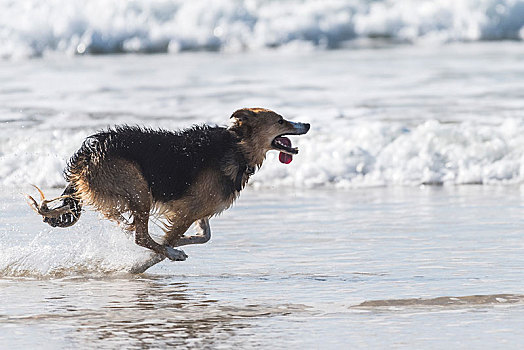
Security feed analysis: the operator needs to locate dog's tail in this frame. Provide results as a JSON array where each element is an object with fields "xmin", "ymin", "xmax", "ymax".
[{"xmin": 26, "ymin": 183, "xmax": 82, "ymax": 228}]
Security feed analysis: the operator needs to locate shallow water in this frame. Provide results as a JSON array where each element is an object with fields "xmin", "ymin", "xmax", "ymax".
[{"xmin": 1, "ymin": 185, "xmax": 524, "ymax": 348}]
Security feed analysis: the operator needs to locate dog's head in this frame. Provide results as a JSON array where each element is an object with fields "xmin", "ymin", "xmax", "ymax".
[{"xmin": 229, "ymin": 108, "xmax": 310, "ymax": 165}]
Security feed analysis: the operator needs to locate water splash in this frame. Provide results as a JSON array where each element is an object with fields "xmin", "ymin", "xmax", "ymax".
[{"xmin": 0, "ymin": 217, "xmax": 164, "ymax": 277}]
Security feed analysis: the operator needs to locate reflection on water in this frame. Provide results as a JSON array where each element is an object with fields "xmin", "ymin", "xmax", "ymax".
[{"xmin": 1, "ymin": 276, "xmax": 307, "ymax": 348}]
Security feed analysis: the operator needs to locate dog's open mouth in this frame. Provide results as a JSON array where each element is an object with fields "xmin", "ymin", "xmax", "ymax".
[{"xmin": 272, "ymin": 136, "xmax": 298, "ymax": 164}]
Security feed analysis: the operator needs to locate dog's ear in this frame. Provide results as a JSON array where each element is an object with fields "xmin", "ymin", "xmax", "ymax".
[
  {"xmin": 230, "ymin": 109, "xmax": 255, "ymax": 124},
  {"xmin": 229, "ymin": 109, "xmax": 254, "ymax": 139}
]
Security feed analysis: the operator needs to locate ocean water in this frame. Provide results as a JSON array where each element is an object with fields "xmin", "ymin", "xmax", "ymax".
[
  {"xmin": 2, "ymin": 42, "xmax": 524, "ymax": 189},
  {"xmin": 1, "ymin": 0, "xmax": 524, "ymax": 347}
]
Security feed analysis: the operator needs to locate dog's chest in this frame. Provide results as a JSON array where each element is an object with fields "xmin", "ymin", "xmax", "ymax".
[{"xmin": 184, "ymin": 168, "xmax": 240, "ymax": 217}]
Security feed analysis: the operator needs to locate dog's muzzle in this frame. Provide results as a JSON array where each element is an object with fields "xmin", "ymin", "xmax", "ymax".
[
  {"xmin": 288, "ymin": 121, "xmax": 311, "ymax": 135},
  {"xmin": 272, "ymin": 121, "xmax": 310, "ymax": 164}
]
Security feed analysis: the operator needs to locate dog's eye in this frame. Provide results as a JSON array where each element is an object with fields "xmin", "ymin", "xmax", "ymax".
[{"xmin": 278, "ymin": 119, "xmax": 284, "ymax": 124}]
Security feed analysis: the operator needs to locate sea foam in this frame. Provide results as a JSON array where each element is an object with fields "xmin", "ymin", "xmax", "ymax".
[
  {"xmin": 255, "ymin": 118, "xmax": 524, "ymax": 188},
  {"xmin": 1, "ymin": 0, "xmax": 523, "ymax": 59},
  {"xmin": 2, "ymin": 118, "xmax": 524, "ymax": 189}
]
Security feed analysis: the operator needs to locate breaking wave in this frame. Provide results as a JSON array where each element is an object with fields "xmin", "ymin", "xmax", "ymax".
[
  {"xmin": 1, "ymin": 0, "xmax": 524, "ymax": 59},
  {"xmin": 255, "ymin": 118, "xmax": 524, "ymax": 188}
]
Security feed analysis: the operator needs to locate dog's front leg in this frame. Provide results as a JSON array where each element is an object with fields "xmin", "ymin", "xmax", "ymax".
[
  {"xmin": 134, "ymin": 212, "xmax": 188, "ymax": 262},
  {"xmin": 173, "ymin": 217, "xmax": 211, "ymax": 247},
  {"xmin": 129, "ymin": 215, "xmax": 190, "ymax": 274},
  {"xmin": 128, "ymin": 253, "xmax": 166, "ymax": 274}
]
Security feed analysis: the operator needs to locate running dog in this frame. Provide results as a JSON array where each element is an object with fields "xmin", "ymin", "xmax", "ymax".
[{"xmin": 27, "ymin": 108, "xmax": 310, "ymax": 273}]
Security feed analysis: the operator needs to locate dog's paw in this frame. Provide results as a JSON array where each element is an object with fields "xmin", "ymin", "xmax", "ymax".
[{"xmin": 165, "ymin": 246, "xmax": 188, "ymax": 261}]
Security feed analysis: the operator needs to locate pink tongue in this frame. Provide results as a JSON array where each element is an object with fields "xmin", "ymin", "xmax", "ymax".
[{"xmin": 277, "ymin": 137, "xmax": 293, "ymax": 164}]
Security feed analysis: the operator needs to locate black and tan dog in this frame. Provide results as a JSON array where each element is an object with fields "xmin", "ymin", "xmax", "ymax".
[{"xmin": 27, "ymin": 108, "xmax": 310, "ymax": 272}]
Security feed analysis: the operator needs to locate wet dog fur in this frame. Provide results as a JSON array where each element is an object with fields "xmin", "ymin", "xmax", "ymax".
[{"xmin": 27, "ymin": 108, "xmax": 310, "ymax": 273}]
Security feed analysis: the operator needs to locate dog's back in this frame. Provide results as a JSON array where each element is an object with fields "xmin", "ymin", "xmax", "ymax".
[{"xmin": 66, "ymin": 125, "xmax": 242, "ymax": 204}]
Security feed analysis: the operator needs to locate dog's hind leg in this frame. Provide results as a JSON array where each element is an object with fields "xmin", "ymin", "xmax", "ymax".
[{"xmin": 172, "ymin": 217, "xmax": 211, "ymax": 247}]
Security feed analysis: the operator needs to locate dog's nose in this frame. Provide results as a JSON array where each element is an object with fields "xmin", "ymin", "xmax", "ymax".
[{"xmin": 304, "ymin": 123, "xmax": 311, "ymax": 132}]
